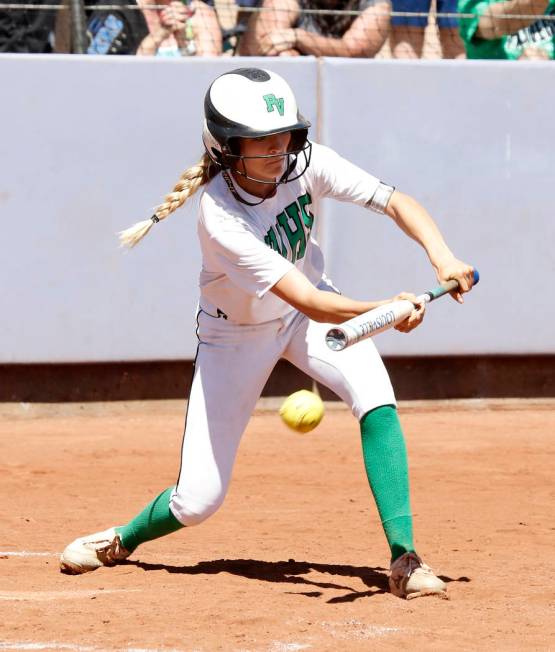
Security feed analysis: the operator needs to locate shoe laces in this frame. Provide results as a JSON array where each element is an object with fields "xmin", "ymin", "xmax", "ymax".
[
  {"xmin": 392, "ymin": 551, "xmax": 429, "ymax": 578},
  {"xmin": 96, "ymin": 534, "xmax": 128, "ymax": 564},
  {"xmin": 405, "ymin": 552, "xmax": 422, "ymax": 577}
]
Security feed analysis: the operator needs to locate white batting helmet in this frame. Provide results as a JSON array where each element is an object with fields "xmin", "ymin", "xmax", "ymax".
[{"xmin": 202, "ymin": 68, "xmax": 312, "ymax": 186}]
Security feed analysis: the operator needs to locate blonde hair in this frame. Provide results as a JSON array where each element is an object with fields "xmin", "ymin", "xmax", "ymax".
[{"xmin": 119, "ymin": 153, "xmax": 220, "ymax": 248}]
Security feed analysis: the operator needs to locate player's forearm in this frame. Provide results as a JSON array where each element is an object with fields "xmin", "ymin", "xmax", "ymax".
[
  {"xmin": 272, "ymin": 270, "xmax": 385, "ymax": 323},
  {"xmin": 385, "ymin": 191, "xmax": 456, "ymax": 272},
  {"xmin": 475, "ymin": 0, "xmax": 550, "ymax": 38},
  {"xmin": 299, "ymin": 290, "xmax": 386, "ymax": 324}
]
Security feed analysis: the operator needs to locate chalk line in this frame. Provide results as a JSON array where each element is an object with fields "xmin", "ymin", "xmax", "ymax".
[
  {"xmin": 0, "ymin": 589, "xmax": 140, "ymax": 602},
  {"xmin": 0, "ymin": 552, "xmax": 55, "ymax": 558},
  {"xmin": 0, "ymin": 644, "xmax": 183, "ymax": 652}
]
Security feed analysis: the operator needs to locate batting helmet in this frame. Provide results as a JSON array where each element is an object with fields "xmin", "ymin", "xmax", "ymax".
[{"xmin": 202, "ymin": 68, "xmax": 312, "ymax": 187}]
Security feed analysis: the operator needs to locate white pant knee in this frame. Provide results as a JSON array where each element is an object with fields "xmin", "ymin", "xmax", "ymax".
[{"xmin": 169, "ymin": 487, "xmax": 225, "ymax": 526}]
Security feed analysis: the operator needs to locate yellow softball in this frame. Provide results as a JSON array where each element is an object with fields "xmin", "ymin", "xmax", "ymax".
[{"xmin": 279, "ymin": 389, "xmax": 324, "ymax": 434}]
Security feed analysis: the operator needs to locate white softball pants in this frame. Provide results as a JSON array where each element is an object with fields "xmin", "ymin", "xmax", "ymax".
[{"xmin": 169, "ymin": 306, "xmax": 395, "ymax": 526}]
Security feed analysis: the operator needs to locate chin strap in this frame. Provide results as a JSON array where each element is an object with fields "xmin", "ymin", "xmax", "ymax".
[
  {"xmin": 221, "ymin": 170, "xmax": 272, "ymax": 207},
  {"xmin": 220, "ymin": 147, "xmax": 309, "ymax": 207}
]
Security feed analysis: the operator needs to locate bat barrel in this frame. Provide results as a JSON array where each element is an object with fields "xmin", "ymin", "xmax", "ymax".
[
  {"xmin": 325, "ymin": 300, "xmax": 413, "ymax": 352},
  {"xmin": 324, "ymin": 269, "xmax": 480, "ymax": 352},
  {"xmin": 326, "ymin": 269, "xmax": 480, "ymax": 351}
]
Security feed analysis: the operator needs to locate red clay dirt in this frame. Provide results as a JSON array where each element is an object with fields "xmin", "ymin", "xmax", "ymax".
[{"xmin": 1, "ymin": 399, "xmax": 554, "ymax": 651}]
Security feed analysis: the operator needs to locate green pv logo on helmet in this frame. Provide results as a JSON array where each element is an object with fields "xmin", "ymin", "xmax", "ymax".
[{"xmin": 263, "ymin": 94, "xmax": 285, "ymax": 116}]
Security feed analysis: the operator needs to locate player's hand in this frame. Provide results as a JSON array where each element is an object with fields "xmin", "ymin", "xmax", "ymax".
[
  {"xmin": 392, "ymin": 292, "xmax": 425, "ymax": 333},
  {"xmin": 435, "ymin": 258, "xmax": 475, "ymax": 304},
  {"xmin": 258, "ymin": 29, "xmax": 297, "ymax": 56}
]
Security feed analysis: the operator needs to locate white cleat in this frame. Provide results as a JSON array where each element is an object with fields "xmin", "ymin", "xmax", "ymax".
[
  {"xmin": 389, "ymin": 551, "xmax": 448, "ymax": 600},
  {"xmin": 60, "ymin": 527, "xmax": 131, "ymax": 575}
]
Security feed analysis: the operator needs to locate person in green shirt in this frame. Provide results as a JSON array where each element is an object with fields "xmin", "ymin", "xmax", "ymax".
[{"xmin": 459, "ymin": 0, "xmax": 555, "ymax": 58}]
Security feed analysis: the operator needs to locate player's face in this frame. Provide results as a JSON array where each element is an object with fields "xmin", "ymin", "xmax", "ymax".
[{"xmin": 237, "ymin": 132, "xmax": 292, "ymax": 181}]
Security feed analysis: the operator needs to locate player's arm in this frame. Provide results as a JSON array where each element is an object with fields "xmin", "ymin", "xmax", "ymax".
[
  {"xmin": 385, "ymin": 190, "xmax": 475, "ymax": 303},
  {"xmin": 473, "ymin": 0, "xmax": 550, "ymax": 38},
  {"xmin": 271, "ymin": 267, "xmax": 424, "ymax": 329}
]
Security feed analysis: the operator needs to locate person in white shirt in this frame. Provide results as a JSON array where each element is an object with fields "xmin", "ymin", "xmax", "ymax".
[{"xmin": 60, "ymin": 67, "xmax": 475, "ymax": 600}]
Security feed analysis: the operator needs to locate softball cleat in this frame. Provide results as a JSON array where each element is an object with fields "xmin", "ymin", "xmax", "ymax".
[
  {"xmin": 389, "ymin": 551, "xmax": 448, "ymax": 600},
  {"xmin": 60, "ymin": 527, "xmax": 130, "ymax": 574}
]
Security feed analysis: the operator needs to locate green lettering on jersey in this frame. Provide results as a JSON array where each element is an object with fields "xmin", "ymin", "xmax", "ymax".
[
  {"xmin": 298, "ymin": 192, "xmax": 314, "ymax": 231},
  {"xmin": 263, "ymin": 193, "xmax": 315, "ymax": 263},
  {"xmin": 277, "ymin": 202, "xmax": 306, "ymax": 263},
  {"xmin": 274, "ymin": 222, "xmax": 288, "ymax": 256},
  {"xmin": 263, "ymin": 94, "xmax": 285, "ymax": 117},
  {"xmin": 264, "ymin": 225, "xmax": 286, "ymax": 257}
]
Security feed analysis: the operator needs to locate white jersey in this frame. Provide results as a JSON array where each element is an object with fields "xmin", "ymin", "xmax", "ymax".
[{"xmin": 197, "ymin": 142, "xmax": 393, "ymax": 324}]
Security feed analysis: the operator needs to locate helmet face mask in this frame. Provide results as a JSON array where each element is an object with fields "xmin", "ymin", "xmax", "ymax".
[
  {"xmin": 223, "ymin": 136, "xmax": 312, "ymax": 186},
  {"xmin": 202, "ymin": 68, "xmax": 312, "ymax": 190}
]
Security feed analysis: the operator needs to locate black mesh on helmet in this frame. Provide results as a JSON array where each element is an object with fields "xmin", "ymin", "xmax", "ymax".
[{"xmin": 221, "ymin": 68, "xmax": 271, "ymax": 82}]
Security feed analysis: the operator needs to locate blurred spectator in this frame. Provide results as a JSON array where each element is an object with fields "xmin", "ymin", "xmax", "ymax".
[
  {"xmin": 0, "ymin": 0, "xmax": 58, "ymax": 52},
  {"xmin": 459, "ymin": 0, "xmax": 554, "ymax": 58},
  {"xmin": 390, "ymin": 0, "xmax": 465, "ymax": 58},
  {"xmin": 136, "ymin": 0, "xmax": 222, "ymax": 56},
  {"xmin": 238, "ymin": 0, "xmax": 391, "ymax": 57},
  {"xmin": 216, "ymin": 0, "xmax": 257, "ymax": 54}
]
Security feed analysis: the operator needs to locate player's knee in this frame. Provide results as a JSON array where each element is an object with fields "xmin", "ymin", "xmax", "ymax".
[{"xmin": 169, "ymin": 487, "xmax": 225, "ymax": 526}]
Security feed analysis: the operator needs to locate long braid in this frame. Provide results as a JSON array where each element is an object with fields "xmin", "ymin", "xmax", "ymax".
[{"xmin": 118, "ymin": 153, "xmax": 220, "ymax": 248}]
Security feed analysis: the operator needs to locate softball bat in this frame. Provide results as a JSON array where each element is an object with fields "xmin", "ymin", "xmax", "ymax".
[{"xmin": 325, "ymin": 269, "xmax": 480, "ymax": 352}]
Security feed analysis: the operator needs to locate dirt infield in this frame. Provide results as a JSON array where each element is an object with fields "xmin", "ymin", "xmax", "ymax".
[{"xmin": 1, "ymin": 399, "xmax": 554, "ymax": 651}]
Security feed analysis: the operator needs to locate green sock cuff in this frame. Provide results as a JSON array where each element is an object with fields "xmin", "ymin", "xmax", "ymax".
[{"xmin": 117, "ymin": 487, "xmax": 184, "ymax": 553}]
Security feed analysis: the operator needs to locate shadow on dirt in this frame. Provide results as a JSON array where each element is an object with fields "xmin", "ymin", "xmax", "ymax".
[{"xmin": 123, "ymin": 558, "xmax": 470, "ymax": 603}]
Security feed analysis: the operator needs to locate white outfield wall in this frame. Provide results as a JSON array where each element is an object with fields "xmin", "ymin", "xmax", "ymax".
[{"xmin": 0, "ymin": 55, "xmax": 553, "ymax": 363}]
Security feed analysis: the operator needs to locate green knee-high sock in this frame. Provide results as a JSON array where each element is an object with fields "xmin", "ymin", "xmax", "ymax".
[
  {"xmin": 116, "ymin": 487, "xmax": 184, "ymax": 553},
  {"xmin": 360, "ymin": 405, "xmax": 415, "ymax": 562}
]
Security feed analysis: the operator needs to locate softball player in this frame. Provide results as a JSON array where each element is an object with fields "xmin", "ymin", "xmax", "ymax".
[{"xmin": 60, "ymin": 67, "xmax": 475, "ymax": 599}]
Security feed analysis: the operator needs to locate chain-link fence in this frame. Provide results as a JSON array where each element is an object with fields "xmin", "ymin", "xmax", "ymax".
[{"xmin": 0, "ymin": 1, "xmax": 554, "ymax": 59}]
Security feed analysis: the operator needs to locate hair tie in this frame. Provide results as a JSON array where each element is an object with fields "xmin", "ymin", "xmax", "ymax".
[{"xmin": 151, "ymin": 215, "xmax": 160, "ymax": 224}]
